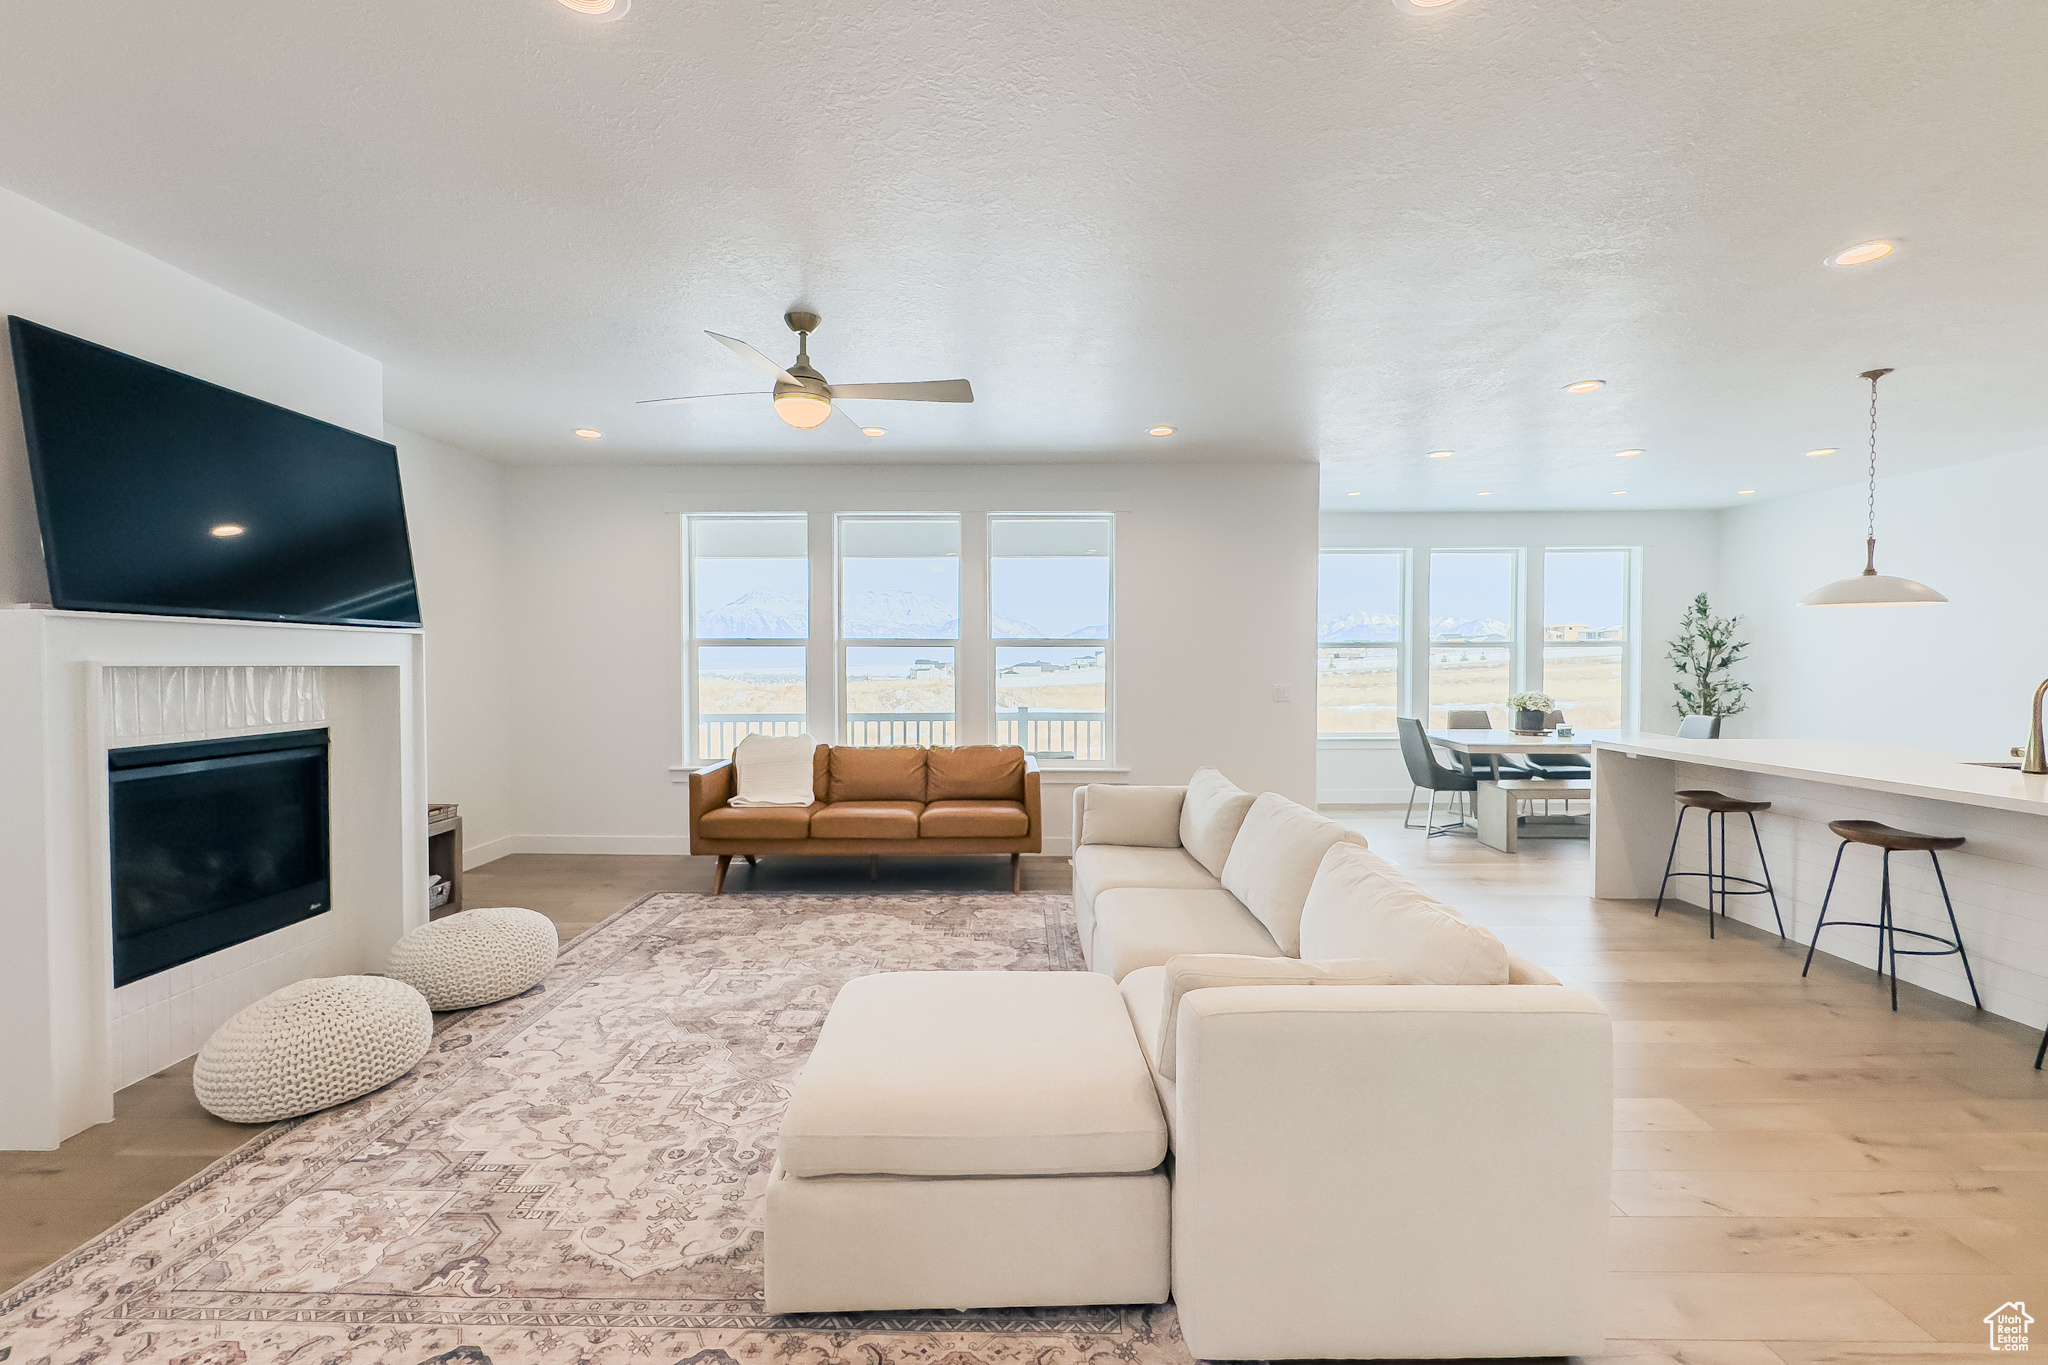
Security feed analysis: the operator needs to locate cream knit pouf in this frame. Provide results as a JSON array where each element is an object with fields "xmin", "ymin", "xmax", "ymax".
[
  {"xmin": 193, "ymin": 975, "xmax": 433, "ymax": 1124},
  {"xmin": 384, "ymin": 906, "xmax": 559, "ymax": 1011}
]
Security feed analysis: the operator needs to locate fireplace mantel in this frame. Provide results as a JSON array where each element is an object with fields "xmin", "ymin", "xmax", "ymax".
[{"xmin": 0, "ymin": 608, "xmax": 427, "ymax": 1150}]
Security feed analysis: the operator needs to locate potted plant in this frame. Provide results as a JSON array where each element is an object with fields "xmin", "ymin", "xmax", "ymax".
[
  {"xmin": 1665, "ymin": 592, "xmax": 1752, "ymax": 724},
  {"xmin": 1507, "ymin": 691, "xmax": 1555, "ymax": 733}
]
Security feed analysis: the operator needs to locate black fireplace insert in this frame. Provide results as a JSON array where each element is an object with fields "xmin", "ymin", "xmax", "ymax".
[{"xmin": 109, "ymin": 728, "xmax": 331, "ymax": 987}]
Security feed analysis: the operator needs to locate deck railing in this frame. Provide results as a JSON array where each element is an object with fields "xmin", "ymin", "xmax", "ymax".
[{"xmin": 698, "ymin": 709, "xmax": 1106, "ymax": 761}]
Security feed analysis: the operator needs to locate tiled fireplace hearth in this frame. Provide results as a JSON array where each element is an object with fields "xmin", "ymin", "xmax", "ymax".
[{"xmin": 0, "ymin": 610, "xmax": 426, "ymax": 1150}]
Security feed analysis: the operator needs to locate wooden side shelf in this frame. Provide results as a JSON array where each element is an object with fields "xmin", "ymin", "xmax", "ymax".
[{"xmin": 427, "ymin": 805, "xmax": 464, "ymax": 918}]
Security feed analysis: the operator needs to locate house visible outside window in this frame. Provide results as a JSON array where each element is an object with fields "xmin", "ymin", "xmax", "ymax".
[
  {"xmin": 1542, "ymin": 549, "xmax": 1629, "ymax": 728},
  {"xmin": 1427, "ymin": 550, "xmax": 1516, "ymax": 727},
  {"xmin": 1317, "ymin": 551, "xmax": 1404, "ymax": 736},
  {"xmin": 686, "ymin": 515, "xmax": 809, "ymax": 761},
  {"xmin": 990, "ymin": 514, "xmax": 1113, "ymax": 761},
  {"xmin": 839, "ymin": 515, "xmax": 961, "ymax": 747}
]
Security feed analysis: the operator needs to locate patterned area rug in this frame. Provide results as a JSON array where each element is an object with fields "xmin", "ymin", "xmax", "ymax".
[{"xmin": 0, "ymin": 893, "xmax": 1187, "ymax": 1365}]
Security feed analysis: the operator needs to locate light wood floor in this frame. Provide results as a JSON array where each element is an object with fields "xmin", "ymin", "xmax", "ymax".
[{"xmin": 5, "ymin": 827, "xmax": 2043, "ymax": 1364}]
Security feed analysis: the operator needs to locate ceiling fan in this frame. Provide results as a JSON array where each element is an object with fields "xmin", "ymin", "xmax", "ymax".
[{"xmin": 638, "ymin": 311, "xmax": 974, "ymax": 430}]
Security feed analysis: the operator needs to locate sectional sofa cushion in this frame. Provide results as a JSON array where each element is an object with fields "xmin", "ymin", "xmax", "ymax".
[
  {"xmin": 778, "ymin": 971, "xmax": 1168, "ymax": 1178},
  {"xmin": 1071, "ymin": 844, "xmax": 1222, "ymax": 962},
  {"xmin": 1298, "ymin": 842, "xmax": 1511, "ymax": 985},
  {"xmin": 1152, "ymin": 953, "xmax": 1399, "ymax": 1078},
  {"xmin": 1508, "ymin": 952, "xmax": 1562, "ymax": 985},
  {"xmin": 1081, "ymin": 785, "xmax": 1185, "ymax": 848},
  {"xmin": 926, "ymin": 746, "xmax": 1027, "ymax": 801},
  {"xmin": 1218, "ymin": 794, "xmax": 1371, "ymax": 955},
  {"xmin": 1179, "ymin": 768, "xmax": 1257, "ymax": 877},
  {"xmin": 920, "ymin": 800, "xmax": 1030, "ymax": 838},
  {"xmin": 812, "ymin": 800, "xmax": 925, "ymax": 840},
  {"xmin": 829, "ymin": 747, "xmax": 929, "ymax": 803},
  {"xmin": 731, "ymin": 732, "xmax": 821, "ymax": 806},
  {"xmin": 700, "ymin": 802, "xmax": 825, "ymax": 839},
  {"xmin": 1090, "ymin": 888, "xmax": 1285, "ymax": 982}
]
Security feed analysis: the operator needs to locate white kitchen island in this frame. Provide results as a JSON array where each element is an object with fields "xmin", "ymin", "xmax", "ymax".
[{"xmin": 1593, "ymin": 733, "xmax": 2048, "ymax": 1032}]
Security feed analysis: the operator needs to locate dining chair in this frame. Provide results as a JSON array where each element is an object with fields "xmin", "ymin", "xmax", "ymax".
[
  {"xmin": 1678, "ymin": 715, "xmax": 1723, "ymax": 739},
  {"xmin": 1446, "ymin": 708, "xmax": 1529, "ymax": 779},
  {"xmin": 1400, "ymin": 716, "xmax": 1478, "ymax": 837},
  {"xmin": 1522, "ymin": 709, "xmax": 1590, "ymax": 814}
]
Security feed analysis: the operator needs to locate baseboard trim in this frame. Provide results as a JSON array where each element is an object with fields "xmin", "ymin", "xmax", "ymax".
[
  {"xmin": 462, "ymin": 834, "xmax": 521, "ymax": 870},
  {"xmin": 1316, "ymin": 787, "xmax": 1413, "ymax": 806}
]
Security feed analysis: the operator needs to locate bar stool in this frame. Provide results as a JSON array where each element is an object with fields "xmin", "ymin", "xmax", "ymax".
[
  {"xmin": 1654, "ymin": 791, "xmax": 1785, "ymax": 939},
  {"xmin": 1802, "ymin": 820, "xmax": 1979, "ymax": 1012}
]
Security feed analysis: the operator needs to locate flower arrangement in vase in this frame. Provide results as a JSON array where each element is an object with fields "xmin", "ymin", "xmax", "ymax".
[{"xmin": 1507, "ymin": 691, "xmax": 1555, "ymax": 734}]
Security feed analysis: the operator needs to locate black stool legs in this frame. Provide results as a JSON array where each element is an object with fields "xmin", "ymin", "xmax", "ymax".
[
  {"xmin": 1654, "ymin": 805, "xmax": 1785, "ymax": 939},
  {"xmin": 1803, "ymin": 840, "xmax": 1982, "ymax": 1012}
]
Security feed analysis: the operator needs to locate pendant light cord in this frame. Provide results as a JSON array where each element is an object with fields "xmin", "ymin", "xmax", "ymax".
[{"xmin": 1858, "ymin": 367, "xmax": 1892, "ymax": 575}]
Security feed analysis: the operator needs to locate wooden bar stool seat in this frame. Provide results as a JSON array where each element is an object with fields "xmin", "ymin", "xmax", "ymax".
[
  {"xmin": 1803, "ymin": 821, "xmax": 1979, "ymax": 1012},
  {"xmin": 1675, "ymin": 790, "xmax": 1771, "ymax": 815},
  {"xmin": 1828, "ymin": 819, "xmax": 1965, "ymax": 853},
  {"xmin": 1655, "ymin": 790, "xmax": 1784, "ymax": 940}
]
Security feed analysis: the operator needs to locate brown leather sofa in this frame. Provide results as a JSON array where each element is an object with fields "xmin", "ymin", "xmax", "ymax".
[{"xmin": 689, "ymin": 744, "xmax": 1042, "ymax": 893}]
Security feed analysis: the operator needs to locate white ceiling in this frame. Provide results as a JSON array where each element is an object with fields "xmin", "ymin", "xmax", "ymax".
[{"xmin": 2, "ymin": 0, "xmax": 2043, "ymax": 510}]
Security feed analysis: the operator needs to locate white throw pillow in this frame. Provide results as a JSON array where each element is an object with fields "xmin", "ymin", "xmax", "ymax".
[
  {"xmin": 1155, "ymin": 953, "xmax": 1396, "ymax": 1078},
  {"xmin": 1081, "ymin": 785, "xmax": 1186, "ymax": 847},
  {"xmin": 1217, "ymin": 793, "xmax": 1370, "ymax": 955},
  {"xmin": 1298, "ymin": 842, "xmax": 1511, "ymax": 985},
  {"xmin": 730, "ymin": 732, "xmax": 819, "ymax": 807},
  {"xmin": 1178, "ymin": 767, "xmax": 1257, "ymax": 877}
]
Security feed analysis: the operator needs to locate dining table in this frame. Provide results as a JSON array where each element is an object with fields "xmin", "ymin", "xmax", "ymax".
[{"xmin": 1424, "ymin": 728, "xmax": 1619, "ymax": 852}]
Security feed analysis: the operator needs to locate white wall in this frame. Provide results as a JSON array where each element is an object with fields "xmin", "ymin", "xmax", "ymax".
[
  {"xmin": 0, "ymin": 186, "xmax": 383, "ymax": 605},
  {"xmin": 1317, "ymin": 509, "xmax": 1720, "ymax": 803},
  {"xmin": 497, "ymin": 461, "xmax": 1319, "ymax": 854},
  {"xmin": 389, "ymin": 425, "xmax": 517, "ymax": 859},
  {"xmin": 1718, "ymin": 446, "xmax": 2048, "ymax": 758}
]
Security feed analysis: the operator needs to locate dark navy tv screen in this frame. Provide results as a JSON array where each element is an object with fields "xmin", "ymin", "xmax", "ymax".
[{"xmin": 8, "ymin": 316, "xmax": 421, "ymax": 626}]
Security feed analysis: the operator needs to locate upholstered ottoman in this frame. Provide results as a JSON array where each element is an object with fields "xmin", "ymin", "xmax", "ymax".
[
  {"xmin": 385, "ymin": 905, "xmax": 558, "ymax": 1010},
  {"xmin": 765, "ymin": 971, "xmax": 1170, "ymax": 1314}
]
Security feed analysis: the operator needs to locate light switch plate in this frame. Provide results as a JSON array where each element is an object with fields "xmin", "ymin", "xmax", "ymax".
[{"xmin": 1271, "ymin": 684, "xmax": 1293, "ymax": 703}]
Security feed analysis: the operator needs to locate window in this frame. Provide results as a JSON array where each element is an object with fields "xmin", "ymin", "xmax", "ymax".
[
  {"xmin": 839, "ymin": 515, "xmax": 960, "ymax": 746},
  {"xmin": 1543, "ymin": 549, "xmax": 1629, "ymax": 728},
  {"xmin": 1427, "ymin": 551, "xmax": 1516, "ymax": 727},
  {"xmin": 1317, "ymin": 551, "xmax": 1403, "ymax": 735},
  {"xmin": 687, "ymin": 515, "xmax": 809, "ymax": 761},
  {"xmin": 990, "ymin": 515, "xmax": 1112, "ymax": 760}
]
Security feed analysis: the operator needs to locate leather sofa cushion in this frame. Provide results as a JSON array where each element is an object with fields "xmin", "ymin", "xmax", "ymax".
[
  {"xmin": 829, "ymin": 747, "xmax": 928, "ymax": 802},
  {"xmin": 778, "ymin": 971, "xmax": 1167, "ymax": 1177},
  {"xmin": 812, "ymin": 743, "xmax": 831, "ymax": 800},
  {"xmin": 920, "ymin": 799, "xmax": 1030, "ymax": 838},
  {"xmin": 925, "ymin": 745, "xmax": 1026, "ymax": 801},
  {"xmin": 812, "ymin": 800, "xmax": 925, "ymax": 839},
  {"xmin": 700, "ymin": 802, "xmax": 822, "ymax": 839},
  {"xmin": 1089, "ymin": 887, "xmax": 1284, "ymax": 982}
]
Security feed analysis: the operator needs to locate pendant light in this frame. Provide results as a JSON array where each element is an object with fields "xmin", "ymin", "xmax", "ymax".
[{"xmin": 1799, "ymin": 368, "xmax": 1948, "ymax": 607}]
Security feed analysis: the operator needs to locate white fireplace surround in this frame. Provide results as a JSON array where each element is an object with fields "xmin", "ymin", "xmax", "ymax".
[{"xmin": 0, "ymin": 609, "xmax": 427, "ymax": 1151}]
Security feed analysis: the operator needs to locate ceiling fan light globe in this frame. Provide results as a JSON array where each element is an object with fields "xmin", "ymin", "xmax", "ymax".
[{"xmin": 773, "ymin": 393, "xmax": 833, "ymax": 429}]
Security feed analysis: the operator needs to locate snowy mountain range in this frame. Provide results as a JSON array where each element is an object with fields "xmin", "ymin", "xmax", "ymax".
[
  {"xmin": 1318, "ymin": 611, "xmax": 1511, "ymax": 643},
  {"xmin": 700, "ymin": 588, "xmax": 1057, "ymax": 640}
]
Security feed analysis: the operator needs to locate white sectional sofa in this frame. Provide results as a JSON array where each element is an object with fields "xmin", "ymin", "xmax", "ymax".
[{"xmin": 770, "ymin": 768, "xmax": 1613, "ymax": 1361}]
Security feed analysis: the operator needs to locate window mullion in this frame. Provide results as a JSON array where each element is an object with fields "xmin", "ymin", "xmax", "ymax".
[
  {"xmin": 958, "ymin": 513, "xmax": 991, "ymax": 745},
  {"xmin": 809, "ymin": 512, "xmax": 836, "ymax": 743}
]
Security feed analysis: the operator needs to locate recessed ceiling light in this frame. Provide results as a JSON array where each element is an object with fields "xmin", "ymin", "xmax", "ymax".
[
  {"xmin": 210, "ymin": 523, "xmax": 245, "ymax": 538},
  {"xmin": 1476, "ymin": 491, "xmax": 1493, "ymax": 497},
  {"xmin": 573, "ymin": 428, "xmax": 603, "ymax": 439},
  {"xmin": 1565, "ymin": 380, "xmax": 1606, "ymax": 395},
  {"xmin": 1738, "ymin": 489, "xmax": 1758, "ymax": 496},
  {"xmin": 1615, "ymin": 449, "xmax": 1643, "ymax": 459},
  {"xmin": 556, "ymin": 0, "xmax": 629, "ymax": 16},
  {"xmin": 1393, "ymin": 0, "xmax": 1465, "ymax": 10},
  {"xmin": 1346, "ymin": 491, "xmax": 1363, "ymax": 497},
  {"xmin": 1807, "ymin": 447, "xmax": 1836, "ymax": 458},
  {"xmin": 861, "ymin": 426, "xmax": 886, "ymax": 438},
  {"xmin": 1148, "ymin": 426, "xmax": 1175, "ymax": 437},
  {"xmin": 1610, "ymin": 490, "xmax": 1627, "ymax": 496},
  {"xmin": 1427, "ymin": 450, "xmax": 1455, "ymax": 460},
  {"xmin": 1827, "ymin": 241, "xmax": 1893, "ymax": 267}
]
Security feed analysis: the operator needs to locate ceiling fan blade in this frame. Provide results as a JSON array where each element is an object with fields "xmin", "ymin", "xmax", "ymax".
[
  {"xmin": 635, "ymin": 390, "xmax": 770, "ymax": 406},
  {"xmin": 828, "ymin": 380, "xmax": 974, "ymax": 403},
  {"xmin": 832, "ymin": 403, "xmax": 869, "ymax": 434},
  {"xmin": 707, "ymin": 332, "xmax": 799, "ymax": 386}
]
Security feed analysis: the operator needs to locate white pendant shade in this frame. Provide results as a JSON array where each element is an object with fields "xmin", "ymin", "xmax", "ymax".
[{"xmin": 1799, "ymin": 572, "xmax": 1949, "ymax": 607}]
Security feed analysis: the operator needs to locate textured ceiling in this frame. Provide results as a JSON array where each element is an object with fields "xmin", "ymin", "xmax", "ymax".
[{"xmin": 1, "ymin": 0, "xmax": 2043, "ymax": 509}]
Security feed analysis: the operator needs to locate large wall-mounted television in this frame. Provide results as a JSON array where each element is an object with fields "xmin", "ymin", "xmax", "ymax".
[{"xmin": 8, "ymin": 316, "xmax": 421, "ymax": 627}]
